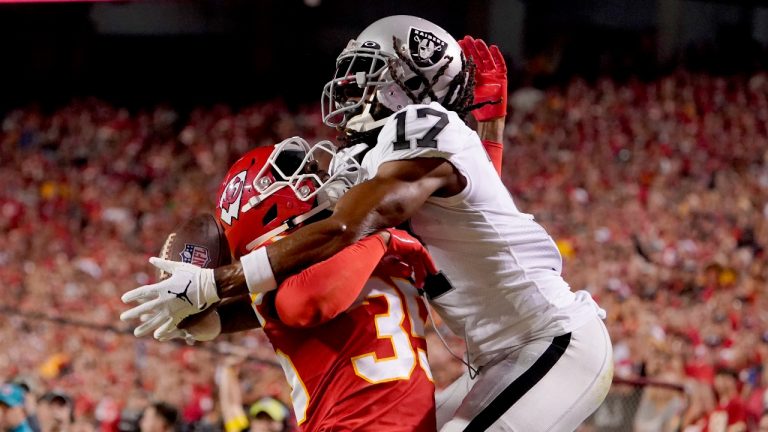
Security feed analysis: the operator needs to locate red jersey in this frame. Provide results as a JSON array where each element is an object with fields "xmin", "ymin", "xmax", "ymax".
[
  {"xmin": 251, "ymin": 237, "xmax": 436, "ymax": 431},
  {"xmin": 253, "ymin": 277, "xmax": 434, "ymax": 431}
]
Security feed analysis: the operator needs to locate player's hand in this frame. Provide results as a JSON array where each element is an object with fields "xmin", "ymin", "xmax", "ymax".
[
  {"xmin": 459, "ymin": 36, "xmax": 507, "ymax": 122},
  {"xmin": 120, "ymin": 257, "xmax": 220, "ymax": 338},
  {"xmin": 377, "ymin": 229, "xmax": 437, "ymax": 288},
  {"xmin": 160, "ymin": 308, "xmax": 222, "ymax": 344},
  {"xmin": 319, "ymin": 179, "xmax": 350, "ymax": 210},
  {"xmin": 136, "ymin": 312, "xmax": 198, "ymax": 344}
]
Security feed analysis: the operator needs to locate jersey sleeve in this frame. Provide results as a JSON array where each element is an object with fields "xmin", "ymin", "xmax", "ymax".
[
  {"xmin": 273, "ymin": 234, "xmax": 388, "ymax": 328},
  {"xmin": 362, "ymin": 102, "xmax": 478, "ymax": 178}
]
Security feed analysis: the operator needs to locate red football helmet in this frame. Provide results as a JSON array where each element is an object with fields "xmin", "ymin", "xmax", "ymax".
[{"xmin": 216, "ymin": 137, "xmax": 362, "ymax": 259}]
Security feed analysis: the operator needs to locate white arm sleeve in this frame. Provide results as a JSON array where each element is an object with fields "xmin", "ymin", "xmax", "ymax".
[{"xmin": 240, "ymin": 247, "xmax": 277, "ymax": 294}]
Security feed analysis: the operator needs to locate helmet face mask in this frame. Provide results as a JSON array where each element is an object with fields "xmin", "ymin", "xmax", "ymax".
[
  {"xmin": 321, "ymin": 42, "xmax": 395, "ymax": 129},
  {"xmin": 217, "ymin": 138, "xmax": 363, "ymax": 258},
  {"xmin": 321, "ymin": 15, "xmax": 465, "ymax": 133}
]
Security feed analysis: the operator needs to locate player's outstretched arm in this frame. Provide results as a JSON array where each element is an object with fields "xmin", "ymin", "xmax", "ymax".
[
  {"xmin": 459, "ymin": 35, "xmax": 507, "ymax": 174},
  {"xmin": 273, "ymin": 233, "xmax": 388, "ymax": 327},
  {"xmin": 178, "ymin": 229, "xmax": 433, "ymax": 336},
  {"xmin": 215, "ymin": 157, "xmax": 455, "ymax": 299},
  {"xmin": 274, "ymin": 229, "xmax": 436, "ymax": 328}
]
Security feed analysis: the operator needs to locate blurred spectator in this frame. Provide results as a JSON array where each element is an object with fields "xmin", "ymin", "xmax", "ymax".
[
  {"xmin": 116, "ymin": 390, "xmax": 149, "ymax": 432},
  {"xmin": 745, "ymin": 366, "xmax": 768, "ymax": 430},
  {"xmin": 218, "ymin": 356, "xmax": 290, "ymax": 432},
  {"xmin": 0, "ymin": 384, "xmax": 33, "ymax": 432},
  {"xmin": 138, "ymin": 403, "xmax": 177, "ymax": 432},
  {"xmin": 759, "ymin": 411, "xmax": 768, "ymax": 432},
  {"xmin": 246, "ymin": 400, "xmax": 289, "ymax": 432},
  {"xmin": 633, "ymin": 384, "xmax": 685, "ymax": 432},
  {"xmin": 1, "ymin": 67, "xmax": 768, "ymax": 430},
  {"xmin": 37, "ymin": 392, "xmax": 74, "ymax": 432},
  {"xmin": 681, "ymin": 381, "xmax": 717, "ymax": 431},
  {"xmin": 8, "ymin": 378, "xmax": 41, "ymax": 432},
  {"xmin": 708, "ymin": 369, "xmax": 747, "ymax": 432}
]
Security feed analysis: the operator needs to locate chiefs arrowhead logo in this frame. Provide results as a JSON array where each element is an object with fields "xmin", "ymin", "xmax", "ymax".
[{"xmin": 219, "ymin": 170, "xmax": 247, "ymax": 225}]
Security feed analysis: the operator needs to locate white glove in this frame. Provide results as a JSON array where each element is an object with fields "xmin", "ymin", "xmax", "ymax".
[
  {"xmin": 154, "ymin": 309, "xmax": 222, "ymax": 345},
  {"xmin": 319, "ymin": 179, "xmax": 350, "ymax": 210},
  {"xmin": 120, "ymin": 257, "xmax": 220, "ymax": 338},
  {"xmin": 329, "ymin": 143, "xmax": 367, "ymax": 185}
]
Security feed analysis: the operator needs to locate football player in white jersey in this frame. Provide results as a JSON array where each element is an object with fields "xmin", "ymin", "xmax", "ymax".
[{"xmin": 124, "ymin": 16, "xmax": 612, "ymax": 432}]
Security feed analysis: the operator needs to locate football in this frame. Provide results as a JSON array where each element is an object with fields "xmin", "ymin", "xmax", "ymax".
[{"xmin": 157, "ymin": 213, "xmax": 232, "ymax": 280}]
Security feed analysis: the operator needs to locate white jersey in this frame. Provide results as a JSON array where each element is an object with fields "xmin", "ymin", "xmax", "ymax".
[{"xmin": 358, "ymin": 102, "xmax": 604, "ymax": 367}]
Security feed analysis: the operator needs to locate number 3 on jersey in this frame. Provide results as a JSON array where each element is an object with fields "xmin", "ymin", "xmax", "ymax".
[
  {"xmin": 351, "ymin": 281, "xmax": 431, "ymax": 384},
  {"xmin": 393, "ymin": 107, "xmax": 448, "ymax": 151},
  {"xmin": 276, "ymin": 281, "xmax": 431, "ymax": 425}
]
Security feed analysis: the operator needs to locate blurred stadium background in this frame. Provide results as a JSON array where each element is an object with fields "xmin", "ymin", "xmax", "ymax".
[{"xmin": 1, "ymin": 0, "xmax": 768, "ymax": 431}]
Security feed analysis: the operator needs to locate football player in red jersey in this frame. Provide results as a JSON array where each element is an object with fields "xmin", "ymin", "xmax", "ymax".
[{"xmin": 125, "ymin": 142, "xmax": 439, "ymax": 432}]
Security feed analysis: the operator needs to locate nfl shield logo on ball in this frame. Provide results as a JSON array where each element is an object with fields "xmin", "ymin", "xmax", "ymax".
[
  {"xmin": 408, "ymin": 27, "xmax": 447, "ymax": 67},
  {"xmin": 180, "ymin": 244, "xmax": 210, "ymax": 267}
]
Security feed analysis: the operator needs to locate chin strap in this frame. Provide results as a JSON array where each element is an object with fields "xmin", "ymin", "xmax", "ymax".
[
  {"xmin": 343, "ymin": 127, "xmax": 382, "ymax": 146},
  {"xmin": 345, "ymin": 100, "xmax": 390, "ymax": 134}
]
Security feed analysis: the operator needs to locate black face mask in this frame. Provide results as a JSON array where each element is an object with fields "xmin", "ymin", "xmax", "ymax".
[{"xmin": 332, "ymin": 56, "xmax": 386, "ymax": 108}]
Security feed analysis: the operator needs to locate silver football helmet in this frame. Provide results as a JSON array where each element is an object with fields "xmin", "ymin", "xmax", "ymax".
[{"xmin": 321, "ymin": 15, "xmax": 465, "ymax": 132}]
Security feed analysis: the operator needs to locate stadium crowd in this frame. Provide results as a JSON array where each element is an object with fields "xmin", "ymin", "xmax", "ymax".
[{"xmin": 0, "ymin": 70, "xmax": 767, "ymax": 431}]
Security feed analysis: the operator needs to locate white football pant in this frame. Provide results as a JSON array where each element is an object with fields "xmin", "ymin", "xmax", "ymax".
[{"xmin": 436, "ymin": 316, "xmax": 613, "ymax": 432}]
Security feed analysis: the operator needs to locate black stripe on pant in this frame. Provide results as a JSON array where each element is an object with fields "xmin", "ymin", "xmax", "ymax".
[{"xmin": 463, "ymin": 333, "xmax": 572, "ymax": 432}]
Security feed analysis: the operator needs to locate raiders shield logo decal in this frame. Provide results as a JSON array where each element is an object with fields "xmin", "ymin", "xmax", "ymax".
[{"xmin": 408, "ymin": 27, "xmax": 448, "ymax": 68}]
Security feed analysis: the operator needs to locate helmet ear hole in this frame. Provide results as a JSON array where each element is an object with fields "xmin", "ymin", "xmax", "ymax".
[{"xmin": 261, "ymin": 203, "xmax": 278, "ymax": 226}]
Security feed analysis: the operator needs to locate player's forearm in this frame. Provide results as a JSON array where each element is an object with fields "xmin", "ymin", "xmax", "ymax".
[
  {"xmin": 214, "ymin": 263, "xmax": 249, "ymax": 298},
  {"xmin": 176, "ymin": 295, "xmax": 258, "ymax": 331},
  {"xmin": 274, "ymin": 233, "xmax": 388, "ymax": 327},
  {"xmin": 477, "ymin": 118, "xmax": 505, "ymax": 175},
  {"xmin": 476, "ymin": 117, "xmax": 504, "ymax": 143},
  {"xmin": 213, "ymin": 218, "xmax": 356, "ymax": 298},
  {"xmin": 266, "ymin": 217, "xmax": 365, "ymax": 279},
  {"xmin": 213, "ymin": 221, "xmax": 357, "ymax": 298},
  {"xmin": 240, "ymin": 178, "xmax": 419, "ymax": 285},
  {"xmin": 218, "ymin": 295, "xmax": 261, "ymax": 332}
]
